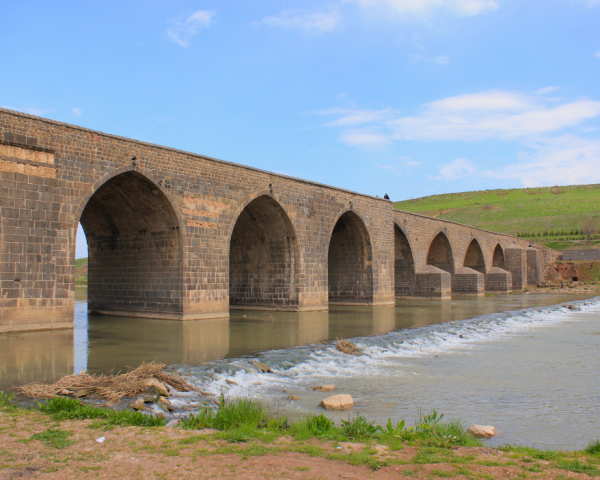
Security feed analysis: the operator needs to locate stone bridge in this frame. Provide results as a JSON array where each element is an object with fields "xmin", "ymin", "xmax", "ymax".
[{"xmin": 0, "ymin": 109, "xmax": 558, "ymax": 333}]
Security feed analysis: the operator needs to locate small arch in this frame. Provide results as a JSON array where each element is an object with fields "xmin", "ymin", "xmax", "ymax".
[
  {"xmin": 492, "ymin": 244, "xmax": 506, "ymax": 269},
  {"xmin": 229, "ymin": 195, "xmax": 298, "ymax": 308},
  {"xmin": 394, "ymin": 224, "xmax": 415, "ymax": 296},
  {"xmin": 464, "ymin": 238, "xmax": 486, "ymax": 274},
  {"xmin": 427, "ymin": 231, "xmax": 454, "ymax": 274},
  {"xmin": 77, "ymin": 170, "xmax": 184, "ymax": 316},
  {"xmin": 327, "ymin": 210, "xmax": 373, "ymax": 303}
]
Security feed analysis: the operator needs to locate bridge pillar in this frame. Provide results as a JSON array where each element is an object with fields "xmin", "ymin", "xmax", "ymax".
[
  {"xmin": 452, "ymin": 267, "xmax": 484, "ymax": 295},
  {"xmin": 526, "ymin": 249, "xmax": 542, "ymax": 285},
  {"xmin": 485, "ymin": 267, "xmax": 512, "ymax": 293},
  {"xmin": 414, "ymin": 265, "xmax": 451, "ymax": 299},
  {"xmin": 505, "ymin": 248, "xmax": 527, "ymax": 291}
]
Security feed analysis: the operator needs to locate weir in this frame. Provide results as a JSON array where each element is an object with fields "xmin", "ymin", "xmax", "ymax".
[{"xmin": 0, "ymin": 108, "xmax": 559, "ymax": 332}]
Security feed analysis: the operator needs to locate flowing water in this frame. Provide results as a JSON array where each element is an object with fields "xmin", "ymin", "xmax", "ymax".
[{"xmin": 1, "ymin": 288, "xmax": 599, "ymax": 450}]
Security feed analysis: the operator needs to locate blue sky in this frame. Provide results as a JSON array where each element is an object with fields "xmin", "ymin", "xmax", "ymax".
[{"xmin": 2, "ymin": 1, "xmax": 600, "ymax": 249}]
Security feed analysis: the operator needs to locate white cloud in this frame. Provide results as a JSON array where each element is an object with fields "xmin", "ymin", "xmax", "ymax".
[
  {"xmin": 350, "ymin": 0, "xmax": 499, "ymax": 17},
  {"xmin": 258, "ymin": 10, "xmax": 341, "ymax": 32},
  {"xmin": 72, "ymin": 108, "xmax": 82, "ymax": 116},
  {"xmin": 166, "ymin": 10, "xmax": 214, "ymax": 47},
  {"xmin": 438, "ymin": 158, "xmax": 477, "ymax": 180},
  {"xmin": 319, "ymin": 89, "xmax": 600, "ymax": 186},
  {"xmin": 340, "ymin": 129, "xmax": 392, "ymax": 147},
  {"xmin": 432, "ymin": 55, "xmax": 450, "ymax": 64},
  {"xmin": 319, "ymin": 107, "xmax": 398, "ymax": 126},
  {"xmin": 535, "ymin": 86, "xmax": 559, "ymax": 95}
]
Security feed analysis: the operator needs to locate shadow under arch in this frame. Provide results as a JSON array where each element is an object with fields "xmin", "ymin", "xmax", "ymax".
[
  {"xmin": 427, "ymin": 230, "xmax": 455, "ymax": 275},
  {"xmin": 76, "ymin": 169, "xmax": 184, "ymax": 318},
  {"xmin": 464, "ymin": 238, "xmax": 486, "ymax": 274},
  {"xmin": 394, "ymin": 223, "xmax": 415, "ymax": 297},
  {"xmin": 327, "ymin": 210, "xmax": 374, "ymax": 304},
  {"xmin": 229, "ymin": 194, "xmax": 299, "ymax": 309},
  {"xmin": 492, "ymin": 243, "xmax": 506, "ymax": 269}
]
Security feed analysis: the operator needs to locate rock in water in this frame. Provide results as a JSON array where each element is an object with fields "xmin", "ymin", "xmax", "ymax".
[
  {"xmin": 311, "ymin": 385, "xmax": 335, "ymax": 392},
  {"xmin": 336, "ymin": 339, "xmax": 362, "ymax": 355},
  {"xmin": 74, "ymin": 390, "xmax": 89, "ymax": 398},
  {"xmin": 144, "ymin": 378, "xmax": 169, "ymax": 397},
  {"xmin": 467, "ymin": 425, "xmax": 497, "ymax": 438},
  {"xmin": 128, "ymin": 398, "xmax": 146, "ymax": 411},
  {"xmin": 156, "ymin": 396, "xmax": 174, "ymax": 412},
  {"xmin": 226, "ymin": 379, "xmax": 239, "ymax": 385},
  {"xmin": 319, "ymin": 394, "xmax": 354, "ymax": 410},
  {"xmin": 142, "ymin": 395, "xmax": 156, "ymax": 403},
  {"xmin": 288, "ymin": 395, "xmax": 299, "ymax": 401},
  {"xmin": 251, "ymin": 361, "xmax": 272, "ymax": 373}
]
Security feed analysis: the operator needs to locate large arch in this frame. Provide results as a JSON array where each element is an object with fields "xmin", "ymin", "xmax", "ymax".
[
  {"xmin": 426, "ymin": 231, "xmax": 454, "ymax": 274},
  {"xmin": 463, "ymin": 238, "xmax": 486, "ymax": 274},
  {"xmin": 394, "ymin": 224, "xmax": 415, "ymax": 297},
  {"xmin": 492, "ymin": 244, "xmax": 506, "ymax": 269},
  {"xmin": 78, "ymin": 171, "xmax": 184, "ymax": 317},
  {"xmin": 229, "ymin": 195, "xmax": 298, "ymax": 308},
  {"xmin": 328, "ymin": 210, "xmax": 373, "ymax": 303}
]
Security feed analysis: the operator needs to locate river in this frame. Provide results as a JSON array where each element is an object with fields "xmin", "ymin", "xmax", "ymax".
[{"xmin": 1, "ymin": 288, "xmax": 598, "ymax": 450}]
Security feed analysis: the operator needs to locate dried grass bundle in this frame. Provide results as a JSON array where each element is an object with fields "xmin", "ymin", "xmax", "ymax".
[
  {"xmin": 15, "ymin": 361, "xmax": 206, "ymax": 402},
  {"xmin": 336, "ymin": 339, "xmax": 362, "ymax": 356}
]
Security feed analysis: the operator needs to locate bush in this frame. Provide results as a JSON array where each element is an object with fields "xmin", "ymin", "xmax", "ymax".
[{"xmin": 340, "ymin": 415, "xmax": 381, "ymax": 440}]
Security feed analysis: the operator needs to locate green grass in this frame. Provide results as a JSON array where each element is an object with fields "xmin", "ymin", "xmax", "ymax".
[
  {"xmin": 394, "ymin": 184, "xmax": 600, "ymax": 250},
  {"xmin": 30, "ymin": 428, "xmax": 74, "ymax": 449},
  {"xmin": 37, "ymin": 396, "xmax": 167, "ymax": 427},
  {"xmin": 74, "ymin": 257, "xmax": 88, "ymax": 285}
]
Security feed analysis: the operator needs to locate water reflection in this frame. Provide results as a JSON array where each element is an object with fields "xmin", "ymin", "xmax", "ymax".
[{"xmin": 1, "ymin": 286, "xmax": 595, "ymax": 392}]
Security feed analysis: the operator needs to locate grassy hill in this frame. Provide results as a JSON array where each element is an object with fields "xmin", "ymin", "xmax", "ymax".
[
  {"xmin": 394, "ymin": 184, "xmax": 600, "ymax": 251},
  {"xmin": 75, "ymin": 257, "xmax": 88, "ymax": 285}
]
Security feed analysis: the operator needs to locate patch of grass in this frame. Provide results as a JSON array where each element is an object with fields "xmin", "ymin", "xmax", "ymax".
[
  {"xmin": 30, "ymin": 428, "xmax": 74, "ymax": 449},
  {"xmin": 0, "ymin": 391, "xmax": 16, "ymax": 411},
  {"xmin": 37, "ymin": 397, "xmax": 166, "ymax": 427},
  {"xmin": 179, "ymin": 396, "xmax": 267, "ymax": 431},
  {"xmin": 557, "ymin": 459, "xmax": 600, "ymax": 475},
  {"xmin": 340, "ymin": 414, "xmax": 381, "ymax": 440},
  {"xmin": 586, "ymin": 440, "xmax": 600, "ymax": 455},
  {"xmin": 498, "ymin": 444, "xmax": 559, "ymax": 461}
]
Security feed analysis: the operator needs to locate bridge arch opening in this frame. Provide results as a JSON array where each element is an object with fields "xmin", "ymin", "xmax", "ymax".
[
  {"xmin": 328, "ymin": 211, "xmax": 373, "ymax": 303},
  {"xmin": 229, "ymin": 195, "xmax": 298, "ymax": 308},
  {"xmin": 78, "ymin": 171, "xmax": 183, "ymax": 317},
  {"xmin": 464, "ymin": 239, "xmax": 486, "ymax": 274},
  {"xmin": 394, "ymin": 225, "xmax": 415, "ymax": 297},
  {"xmin": 427, "ymin": 232, "xmax": 454, "ymax": 274},
  {"xmin": 492, "ymin": 244, "xmax": 506, "ymax": 269}
]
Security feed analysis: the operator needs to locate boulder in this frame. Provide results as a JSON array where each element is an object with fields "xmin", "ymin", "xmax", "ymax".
[
  {"xmin": 156, "ymin": 396, "xmax": 174, "ymax": 412},
  {"xmin": 311, "ymin": 385, "xmax": 335, "ymax": 392},
  {"xmin": 74, "ymin": 390, "xmax": 89, "ymax": 398},
  {"xmin": 336, "ymin": 340, "xmax": 362, "ymax": 355},
  {"xmin": 144, "ymin": 378, "xmax": 169, "ymax": 397},
  {"xmin": 288, "ymin": 395, "xmax": 299, "ymax": 401},
  {"xmin": 128, "ymin": 397, "xmax": 146, "ymax": 411},
  {"xmin": 319, "ymin": 394, "xmax": 354, "ymax": 410},
  {"xmin": 251, "ymin": 361, "xmax": 272, "ymax": 373},
  {"xmin": 142, "ymin": 395, "xmax": 156, "ymax": 403},
  {"xmin": 467, "ymin": 425, "xmax": 497, "ymax": 438},
  {"xmin": 226, "ymin": 379, "xmax": 239, "ymax": 385}
]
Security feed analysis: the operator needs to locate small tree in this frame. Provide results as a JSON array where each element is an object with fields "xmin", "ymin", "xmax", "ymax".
[{"xmin": 583, "ymin": 218, "xmax": 599, "ymax": 244}]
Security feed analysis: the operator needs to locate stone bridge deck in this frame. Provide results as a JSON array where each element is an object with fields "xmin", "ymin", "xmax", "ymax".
[{"xmin": 0, "ymin": 109, "xmax": 559, "ymax": 333}]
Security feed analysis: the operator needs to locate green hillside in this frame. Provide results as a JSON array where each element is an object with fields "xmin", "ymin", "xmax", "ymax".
[
  {"xmin": 394, "ymin": 184, "xmax": 600, "ymax": 251},
  {"xmin": 75, "ymin": 257, "xmax": 88, "ymax": 285}
]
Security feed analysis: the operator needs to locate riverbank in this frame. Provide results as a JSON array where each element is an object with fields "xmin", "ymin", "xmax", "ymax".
[{"xmin": 2, "ymin": 397, "xmax": 600, "ymax": 479}]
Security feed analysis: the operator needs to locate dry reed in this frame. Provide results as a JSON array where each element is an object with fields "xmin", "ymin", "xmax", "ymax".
[
  {"xmin": 15, "ymin": 361, "xmax": 211, "ymax": 402},
  {"xmin": 336, "ymin": 339, "xmax": 362, "ymax": 355}
]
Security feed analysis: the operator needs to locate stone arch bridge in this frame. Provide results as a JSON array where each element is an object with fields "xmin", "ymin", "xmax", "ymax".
[{"xmin": 0, "ymin": 109, "xmax": 558, "ymax": 333}]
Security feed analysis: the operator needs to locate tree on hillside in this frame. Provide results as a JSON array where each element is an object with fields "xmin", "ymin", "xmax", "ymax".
[{"xmin": 583, "ymin": 217, "xmax": 599, "ymax": 244}]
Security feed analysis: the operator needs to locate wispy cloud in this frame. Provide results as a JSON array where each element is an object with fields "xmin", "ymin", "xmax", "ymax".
[
  {"xmin": 72, "ymin": 107, "xmax": 82, "ymax": 116},
  {"xmin": 350, "ymin": 0, "xmax": 499, "ymax": 17},
  {"xmin": 535, "ymin": 86, "xmax": 559, "ymax": 95},
  {"xmin": 319, "ymin": 89, "xmax": 600, "ymax": 186},
  {"xmin": 257, "ymin": 9, "xmax": 341, "ymax": 32},
  {"xmin": 1, "ymin": 105, "xmax": 50, "ymax": 116},
  {"xmin": 166, "ymin": 10, "xmax": 215, "ymax": 47}
]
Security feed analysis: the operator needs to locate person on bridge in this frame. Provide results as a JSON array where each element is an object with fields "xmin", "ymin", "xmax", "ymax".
[{"xmin": 384, "ymin": 193, "xmax": 390, "ymax": 200}]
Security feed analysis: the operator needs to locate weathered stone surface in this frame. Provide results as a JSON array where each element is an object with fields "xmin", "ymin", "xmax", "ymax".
[
  {"xmin": 467, "ymin": 425, "xmax": 497, "ymax": 438},
  {"xmin": 319, "ymin": 394, "xmax": 354, "ymax": 410},
  {"xmin": 129, "ymin": 398, "xmax": 146, "ymax": 411},
  {"xmin": 156, "ymin": 396, "xmax": 174, "ymax": 412},
  {"xmin": 251, "ymin": 361, "xmax": 272, "ymax": 373},
  {"xmin": 311, "ymin": 385, "xmax": 335, "ymax": 392},
  {"xmin": 145, "ymin": 379, "xmax": 169, "ymax": 397},
  {"xmin": 288, "ymin": 395, "xmax": 299, "ymax": 401}
]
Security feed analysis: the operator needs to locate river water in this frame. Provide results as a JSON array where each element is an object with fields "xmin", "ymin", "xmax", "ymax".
[{"xmin": 1, "ymin": 288, "xmax": 599, "ymax": 450}]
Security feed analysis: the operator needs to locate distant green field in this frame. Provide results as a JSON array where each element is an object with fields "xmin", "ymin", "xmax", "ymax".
[
  {"xmin": 394, "ymin": 184, "xmax": 600, "ymax": 250},
  {"xmin": 75, "ymin": 257, "xmax": 88, "ymax": 285}
]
